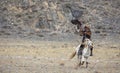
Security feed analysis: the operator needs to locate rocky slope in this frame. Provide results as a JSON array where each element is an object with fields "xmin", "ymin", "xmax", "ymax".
[{"xmin": 0, "ymin": 0, "xmax": 120, "ymax": 41}]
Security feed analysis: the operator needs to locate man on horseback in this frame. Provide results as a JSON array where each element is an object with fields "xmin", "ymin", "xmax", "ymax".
[
  {"xmin": 80, "ymin": 25, "xmax": 93, "ymax": 56},
  {"xmin": 69, "ymin": 24, "xmax": 93, "ymax": 59},
  {"xmin": 70, "ymin": 19, "xmax": 93, "ymax": 56}
]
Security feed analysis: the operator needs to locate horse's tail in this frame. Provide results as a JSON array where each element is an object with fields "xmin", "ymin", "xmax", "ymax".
[{"xmin": 69, "ymin": 51, "xmax": 76, "ymax": 59}]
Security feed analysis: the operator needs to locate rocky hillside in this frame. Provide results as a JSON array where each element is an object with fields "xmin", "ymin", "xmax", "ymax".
[{"xmin": 0, "ymin": 0, "xmax": 120, "ymax": 41}]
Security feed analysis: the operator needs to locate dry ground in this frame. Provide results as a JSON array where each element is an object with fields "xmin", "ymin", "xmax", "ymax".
[{"xmin": 0, "ymin": 38, "xmax": 120, "ymax": 73}]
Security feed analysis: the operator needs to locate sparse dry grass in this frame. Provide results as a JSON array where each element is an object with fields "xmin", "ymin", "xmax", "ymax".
[{"xmin": 0, "ymin": 38, "xmax": 120, "ymax": 73}]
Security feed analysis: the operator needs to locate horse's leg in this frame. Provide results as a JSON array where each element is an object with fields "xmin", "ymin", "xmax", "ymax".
[
  {"xmin": 81, "ymin": 61, "xmax": 84, "ymax": 65},
  {"xmin": 76, "ymin": 61, "xmax": 81, "ymax": 68},
  {"xmin": 78, "ymin": 60, "xmax": 81, "ymax": 67},
  {"xmin": 86, "ymin": 57, "xmax": 88, "ymax": 68},
  {"xmin": 86, "ymin": 62, "xmax": 88, "ymax": 68},
  {"xmin": 81, "ymin": 56, "xmax": 85, "ymax": 65},
  {"xmin": 75, "ymin": 56, "xmax": 81, "ymax": 69},
  {"xmin": 90, "ymin": 47, "xmax": 93, "ymax": 56}
]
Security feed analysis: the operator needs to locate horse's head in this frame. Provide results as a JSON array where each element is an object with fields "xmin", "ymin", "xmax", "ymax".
[{"xmin": 84, "ymin": 38, "xmax": 93, "ymax": 49}]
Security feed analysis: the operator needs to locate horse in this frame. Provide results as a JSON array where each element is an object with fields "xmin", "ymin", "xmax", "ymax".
[
  {"xmin": 76, "ymin": 38, "xmax": 93, "ymax": 68},
  {"xmin": 70, "ymin": 38, "xmax": 93, "ymax": 69}
]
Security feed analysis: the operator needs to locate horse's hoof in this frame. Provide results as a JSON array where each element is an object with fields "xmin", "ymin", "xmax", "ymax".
[
  {"xmin": 74, "ymin": 67, "xmax": 78, "ymax": 69},
  {"xmin": 59, "ymin": 63, "xmax": 64, "ymax": 66},
  {"xmin": 90, "ymin": 54, "xmax": 93, "ymax": 56}
]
